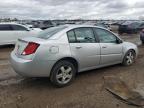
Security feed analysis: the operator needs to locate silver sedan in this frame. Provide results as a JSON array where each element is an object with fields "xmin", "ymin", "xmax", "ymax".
[{"xmin": 10, "ymin": 25, "xmax": 138, "ymax": 87}]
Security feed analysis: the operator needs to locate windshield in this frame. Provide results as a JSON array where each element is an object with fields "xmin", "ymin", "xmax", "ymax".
[{"xmin": 37, "ymin": 26, "xmax": 68, "ymax": 39}]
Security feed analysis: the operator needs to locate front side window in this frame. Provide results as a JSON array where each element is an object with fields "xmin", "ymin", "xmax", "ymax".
[
  {"xmin": 0, "ymin": 24, "xmax": 12, "ymax": 31},
  {"xmin": 11, "ymin": 25, "xmax": 28, "ymax": 31},
  {"xmin": 94, "ymin": 28, "xmax": 117, "ymax": 43},
  {"xmin": 74, "ymin": 28, "xmax": 95, "ymax": 43}
]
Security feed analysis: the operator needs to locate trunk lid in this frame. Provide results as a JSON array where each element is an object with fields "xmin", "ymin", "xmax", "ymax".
[{"xmin": 15, "ymin": 39, "xmax": 28, "ymax": 56}]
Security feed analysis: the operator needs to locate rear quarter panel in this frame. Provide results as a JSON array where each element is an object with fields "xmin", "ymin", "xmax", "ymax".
[{"xmin": 34, "ymin": 33, "xmax": 72, "ymax": 62}]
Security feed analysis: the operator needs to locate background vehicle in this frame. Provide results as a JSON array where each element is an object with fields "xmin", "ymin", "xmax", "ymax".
[
  {"xmin": 23, "ymin": 24, "xmax": 42, "ymax": 31},
  {"xmin": 118, "ymin": 21, "xmax": 144, "ymax": 34},
  {"xmin": 10, "ymin": 25, "xmax": 138, "ymax": 87},
  {"xmin": 140, "ymin": 30, "xmax": 144, "ymax": 44},
  {"xmin": 94, "ymin": 23, "xmax": 111, "ymax": 30},
  {"xmin": 0, "ymin": 23, "xmax": 42, "ymax": 45}
]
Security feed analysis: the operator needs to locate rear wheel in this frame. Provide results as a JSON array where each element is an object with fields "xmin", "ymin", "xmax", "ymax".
[
  {"xmin": 50, "ymin": 60, "xmax": 76, "ymax": 87},
  {"xmin": 122, "ymin": 50, "xmax": 136, "ymax": 66}
]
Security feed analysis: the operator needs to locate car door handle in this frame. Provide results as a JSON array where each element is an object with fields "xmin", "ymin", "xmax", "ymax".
[
  {"xmin": 102, "ymin": 46, "xmax": 107, "ymax": 48},
  {"xmin": 75, "ymin": 46, "xmax": 82, "ymax": 49}
]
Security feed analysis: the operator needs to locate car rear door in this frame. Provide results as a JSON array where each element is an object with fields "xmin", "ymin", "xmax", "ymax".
[
  {"xmin": 0, "ymin": 24, "xmax": 15, "ymax": 45},
  {"xmin": 11, "ymin": 25, "xmax": 31, "ymax": 42},
  {"xmin": 67, "ymin": 27, "xmax": 101, "ymax": 71},
  {"xmin": 93, "ymin": 28, "xmax": 123, "ymax": 65}
]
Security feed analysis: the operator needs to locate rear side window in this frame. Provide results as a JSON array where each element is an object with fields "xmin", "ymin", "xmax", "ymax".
[
  {"xmin": 67, "ymin": 27, "xmax": 96, "ymax": 43},
  {"xmin": 0, "ymin": 24, "xmax": 12, "ymax": 31},
  {"xmin": 11, "ymin": 25, "xmax": 28, "ymax": 31},
  {"xmin": 67, "ymin": 30, "xmax": 76, "ymax": 43}
]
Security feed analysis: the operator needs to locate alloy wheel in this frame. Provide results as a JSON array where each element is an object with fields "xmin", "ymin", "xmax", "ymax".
[
  {"xmin": 56, "ymin": 66, "xmax": 73, "ymax": 84},
  {"xmin": 126, "ymin": 51, "xmax": 135, "ymax": 65}
]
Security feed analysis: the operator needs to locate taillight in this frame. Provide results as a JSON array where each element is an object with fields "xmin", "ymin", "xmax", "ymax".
[{"xmin": 22, "ymin": 42, "xmax": 39, "ymax": 55}]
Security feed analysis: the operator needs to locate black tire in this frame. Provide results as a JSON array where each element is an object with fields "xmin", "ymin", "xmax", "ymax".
[
  {"xmin": 50, "ymin": 60, "xmax": 76, "ymax": 87},
  {"xmin": 122, "ymin": 50, "xmax": 136, "ymax": 66},
  {"xmin": 141, "ymin": 41, "xmax": 144, "ymax": 45}
]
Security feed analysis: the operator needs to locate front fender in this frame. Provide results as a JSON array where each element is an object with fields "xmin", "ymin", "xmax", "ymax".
[{"xmin": 122, "ymin": 42, "xmax": 138, "ymax": 58}]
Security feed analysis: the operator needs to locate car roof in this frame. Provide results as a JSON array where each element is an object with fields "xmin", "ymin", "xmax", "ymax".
[
  {"xmin": 0, "ymin": 22, "xmax": 18, "ymax": 24},
  {"xmin": 0, "ymin": 22, "xmax": 26, "ymax": 26},
  {"xmin": 0, "ymin": 22, "xmax": 29, "ymax": 28}
]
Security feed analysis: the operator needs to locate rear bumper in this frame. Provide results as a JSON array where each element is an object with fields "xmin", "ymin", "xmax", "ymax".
[{"xmin": 10, "ymin": 51, "xmax": 56, "ymax": 77}]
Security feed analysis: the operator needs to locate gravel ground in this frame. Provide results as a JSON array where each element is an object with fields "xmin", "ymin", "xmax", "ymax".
[{"xmin": 0, "ymin": 34, "xmax": 144, "ymax": 108}]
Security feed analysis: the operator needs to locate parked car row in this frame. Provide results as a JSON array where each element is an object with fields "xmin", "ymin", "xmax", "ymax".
[
  {"xmin": 118, "ymin": 21, "xmax": 144, "ymax": 34},
  {"xmin": 0, "ymin": 22, "xmax": 113, "ymax": 46},
  {"xmin": 94, "ymin": 23, "xmax": 111, "ymax": 31}
]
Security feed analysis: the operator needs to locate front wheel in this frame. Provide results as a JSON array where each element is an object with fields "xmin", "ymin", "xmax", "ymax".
[
  {"xmin": 50, "ymin": 60, "xmax": 76, "ymax": 87},
  {"xmin": 122, "ymin": 50, "xmax": 136, "ymax": 66}
]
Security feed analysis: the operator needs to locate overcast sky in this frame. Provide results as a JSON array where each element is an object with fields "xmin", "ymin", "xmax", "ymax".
[{"xmin": 0, "ymin": 0, "xmax": 144, "ymax": 20}]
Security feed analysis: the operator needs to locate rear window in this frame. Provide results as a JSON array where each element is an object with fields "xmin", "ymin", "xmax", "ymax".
[{"xmin": 37, "ymin": 26, "xmax": 68, "ymax": 39}]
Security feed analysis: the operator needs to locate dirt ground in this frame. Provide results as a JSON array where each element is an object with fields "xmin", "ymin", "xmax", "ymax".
[{"xmin": 0, "ymin": 34, "xmax": 144, "ymax": 108}]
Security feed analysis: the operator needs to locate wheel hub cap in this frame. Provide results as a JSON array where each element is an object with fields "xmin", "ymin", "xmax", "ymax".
[
  {"xmin": 56, "ymin": 66, "xmax": 72, "ymax": 84},
  {"xmin": 126, "ymin": 52, "xmax": 134, "ymax": 65}
]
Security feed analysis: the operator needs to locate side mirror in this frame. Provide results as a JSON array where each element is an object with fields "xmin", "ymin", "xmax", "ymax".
[{"xmin": 116, "ymin": 39, "xmax": 123, "ymax": 44}]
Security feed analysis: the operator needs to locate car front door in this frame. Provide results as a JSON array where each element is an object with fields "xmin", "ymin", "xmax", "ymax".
[
  {"xmin": 67, "ymin": 27, "xmax": 101, "ymax": 71},
  {"xmin": 93, "ymin": 28, "xmax": 123, "ymax": 65}
]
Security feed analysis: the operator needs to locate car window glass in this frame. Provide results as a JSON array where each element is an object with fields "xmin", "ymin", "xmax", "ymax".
[
  {"xmin": 140, "ymin": 24, "xmax": 144, "ymax": 28},
  {"xmin": 130, "ymin": 22, "xmax": 140, "ymax": 28},
  {"xmin": 37, "ymin": 26, "xmax": 68, "ymax": 39},
  {"xmin": 67, "ymin": 30, "xmax": 76, "ymax": 43},
  {"xmin": 0, "ymin": 24, "xmax": 12, "ymax": 31},
  {"xmin": 11, "ymin": 25, "xmax": 28, "ymax": 31},
  {"xmin": 94, "ymin": 28, "xmax": 117, "ymax": 43},
  {"xmin": 74, "ymin": 28, "xmax": 95, "ymax": 43}
]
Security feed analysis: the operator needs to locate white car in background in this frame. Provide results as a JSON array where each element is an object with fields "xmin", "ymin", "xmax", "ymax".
[
  {"xmin": 24, "ymin": 24, "xmax": 42, "ymax": 32},
  {"xmin": 0, "ymin": 23, "xmax": 42, "ymax": 45}
]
